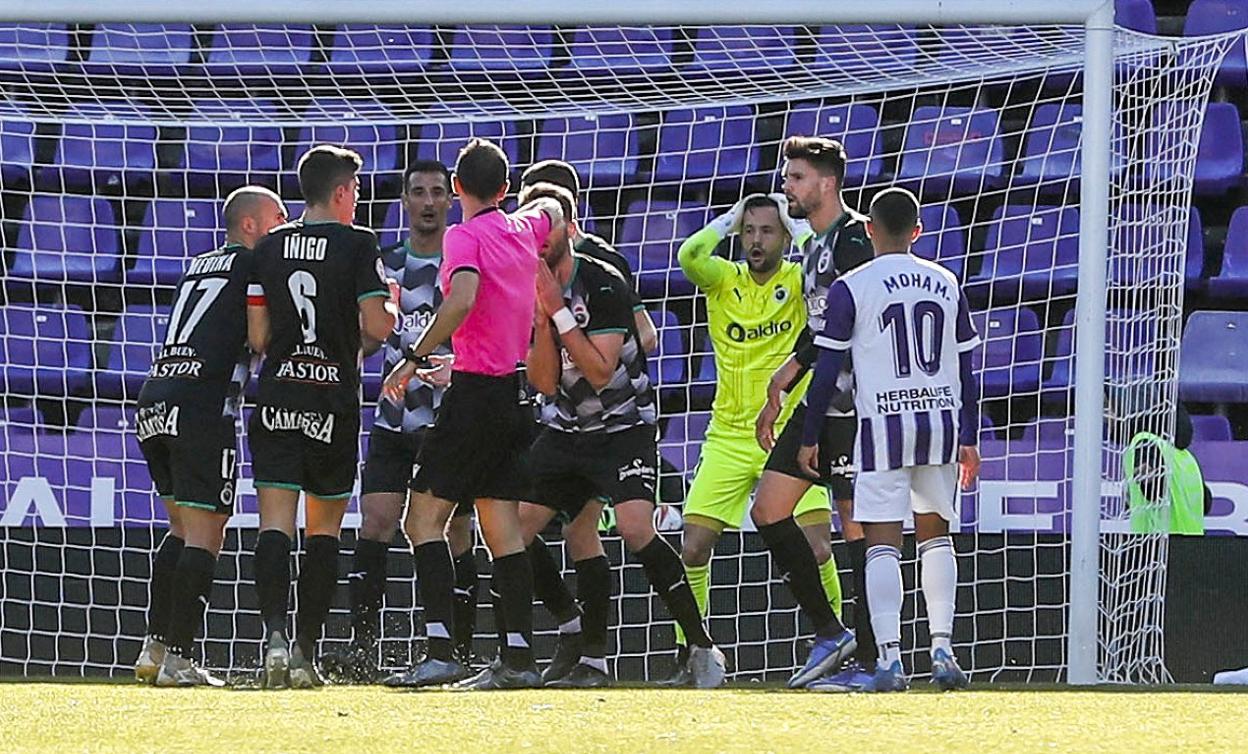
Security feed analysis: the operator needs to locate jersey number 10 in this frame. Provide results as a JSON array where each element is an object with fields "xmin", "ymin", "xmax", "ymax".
[{"xmin": 880, "ymin": 301, "xmax": 945, "ymax": 378}]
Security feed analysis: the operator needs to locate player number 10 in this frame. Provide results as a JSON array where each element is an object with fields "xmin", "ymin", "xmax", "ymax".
[{"xmin": 880, "ymin": 301, "xmax": 945, "ymax": 378}]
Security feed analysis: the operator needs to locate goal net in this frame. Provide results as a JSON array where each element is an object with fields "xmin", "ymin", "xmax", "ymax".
[{"xmin": 0, "ymin": 20, "xmax": 1233, "ymax": 683}]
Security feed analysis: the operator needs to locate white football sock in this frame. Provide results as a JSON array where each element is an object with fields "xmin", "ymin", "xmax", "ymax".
[
  {"xmin": 866, "ymin": 544, "xmax": 903, "ymax": 667},
  {"xmin": 919, "ymin": 535, "xmax": 957, "ymax": 656}
]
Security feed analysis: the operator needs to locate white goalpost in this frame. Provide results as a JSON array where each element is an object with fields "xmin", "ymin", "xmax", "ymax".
[{"xmin": 0, "ymin": 1, "xmax": 1235, "ymax": 685}]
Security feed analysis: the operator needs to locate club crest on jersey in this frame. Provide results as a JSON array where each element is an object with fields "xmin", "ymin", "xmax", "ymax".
[
  {"xmin": 571, "ymin": 301, "xmax": 590, "ymax": 328},
  {"xmin": 816, "ymin": 249, "xmax": 832, "ymax": 274},
  {"xmin": 774, "ymin": 287, "xmax": 788, "ymax": 302},
  {"xmin": 375, "ymin": 257, "xmax": 387, "ymax": 285}
]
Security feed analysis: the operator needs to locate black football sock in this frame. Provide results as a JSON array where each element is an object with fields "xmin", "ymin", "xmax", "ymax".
[
  {"xmin": 165, "ymin": 546, "xmax": 216, "ymax": 659},
  {"xmin": 847, "ymin": 538, "xmax": 877, "ymax": 669},
  {"xmin": 574, "ymin": 555, "xmax": 611, "ymax": 660},
  {"xmin": 413, "ymin": 541, "xmax": 456, "ymax": 662},
  {"xmin": 296, "ymin": 535, "xmax": 340, "ymax": 659},
  {"xmin": 348, "ymin": 537, "xmax": 389, "ymax": 649},
  {"xmin": 757, "ymin": 517, "xmax": 845, "ymax": 637},
  {"xmin": 147, "ymin": 533, "xmax": 184, "ymax": 642},
  {"xmin": 491, "ymin": 552, "xmax": 535, "ymax": 669},
  {"xmin": 527, "ymin": 537, "xmax": 581, "ymax": 626},
  {"xmin": 634, "ymin": 536, "xmax": 712, "ymax": 649},
  {"xmin": 452, "ymin": 549, "xmax": 479, "ymax": 660},
  {"xmin": 253, "ymin": 529, "xmax": 292, "ymax": 638}
]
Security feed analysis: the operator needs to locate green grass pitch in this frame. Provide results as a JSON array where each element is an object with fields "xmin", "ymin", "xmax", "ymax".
[{"xmin": 1, "ymin": 682, "xmax": 1245, "ymax": 753}]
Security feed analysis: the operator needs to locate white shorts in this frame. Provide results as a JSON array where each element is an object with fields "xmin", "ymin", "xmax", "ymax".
[{"xmin": 853, "ymin": 463, "xmax": 959, "ymax": 523}]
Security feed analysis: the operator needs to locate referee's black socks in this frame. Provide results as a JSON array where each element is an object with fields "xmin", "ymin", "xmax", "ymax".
[
  {"xmin": 491, "ymin": 551, "xmax": 536, "ymax": 669},
  {"xmin": 414, "ymin": 540, "xmax": 456, "ymax": 662},
  {"xmin": 635, "ymin": 536, "xmax": 712, "ymax": 649},
  {"xmin": 165, "ymin": 546, "xmax": 216, "ymax": 659},
  {"xmin": 147, "ymin": 533, "xmax": 184, "ymax": 642},
  {"xmin": 254, "ymin": 529, "xmax": 292, "ymax": 638},
  {"xmin": 296, "ymin": 535, "xmax": 340, "ymax": 659},
  {"xmin": 348, "ymin": 538, "xmax": 389, "ymax": 648},
  {"xmin": 758, "ymin": 517, "xmax": 846, "ymax": 638}
]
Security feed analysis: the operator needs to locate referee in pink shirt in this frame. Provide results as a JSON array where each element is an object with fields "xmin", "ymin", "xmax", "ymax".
[{"xmin": 383, "ymin": 138, "xmax": 564, "ymax": 689}]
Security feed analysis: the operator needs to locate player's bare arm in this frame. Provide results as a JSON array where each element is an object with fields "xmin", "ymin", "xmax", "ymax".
[
  {"xmin": 527, "ymin": 305, "xmax": 561, "ymax": 397},
  {"xmin": 247, "ymin": 298, "xmax": 270, "ymax": 355},
  {"xmin": 634, "ymin": 308, "xmax": 658, "ymax": 354}
]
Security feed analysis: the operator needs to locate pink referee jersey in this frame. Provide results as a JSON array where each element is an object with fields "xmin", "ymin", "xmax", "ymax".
[{"xmin": 440, "ymin": 206, "xmax": 551, "ymax": 376}]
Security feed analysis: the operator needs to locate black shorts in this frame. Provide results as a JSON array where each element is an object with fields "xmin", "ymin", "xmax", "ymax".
[
  {"xmin": 765, "ymin": 405, "xmax": 856, "ymax": 500},
  {"xmin": 362, "ymin": 426, "xmax": 472, "ymax": 516},
  {"xmin": 248, "ymin": 406, "xmax": 360, "ymax": 499},
  {"xmin": 529, "ymin": 425, "xmax": 658, "ymax": 518},
  {"xmin": 137, "ymin": 405, "xmax": 238, "ymax": 515},
  {"xmin": 411, "ymin": 371, "xmax": 533, "ymax": 504}
]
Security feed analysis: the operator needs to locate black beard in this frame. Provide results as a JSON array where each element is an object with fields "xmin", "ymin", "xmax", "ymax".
[{"xmin": 787, "ymin": 204, "xmax": 809, "ymax": 219}]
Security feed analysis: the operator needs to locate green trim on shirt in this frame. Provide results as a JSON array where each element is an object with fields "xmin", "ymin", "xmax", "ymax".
[
  {"xmin": 587, "ymin": 327, "xmax": 628, "ymax": 336},
  {"xmin": 403, "ymin": 238, "xmax": 442, "ymax": 259},
  {"xmin": 357, "ymin": 290, "xmax": 389, "ymax": 302}
]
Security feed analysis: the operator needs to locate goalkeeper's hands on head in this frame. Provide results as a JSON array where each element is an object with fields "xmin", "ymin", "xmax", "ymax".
[{"xmin": 767, "ymin": 192, "xmax": 810, "ymax": 243}]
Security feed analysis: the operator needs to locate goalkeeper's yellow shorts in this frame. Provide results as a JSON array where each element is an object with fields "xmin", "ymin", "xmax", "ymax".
[{"xmin": 683, "ymin": 423, "xmax": 829, "ymax": 530}]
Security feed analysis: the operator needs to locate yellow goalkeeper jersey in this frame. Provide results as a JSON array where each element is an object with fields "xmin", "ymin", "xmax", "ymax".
[{"xmin": 677, "ymin": 226, "xmax": 810, "ymax": 433}]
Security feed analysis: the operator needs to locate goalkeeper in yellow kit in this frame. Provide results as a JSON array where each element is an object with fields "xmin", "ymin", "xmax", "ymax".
[{"xmin": 666, "ymin": 193, "xmax": 842, "ymax": 683}]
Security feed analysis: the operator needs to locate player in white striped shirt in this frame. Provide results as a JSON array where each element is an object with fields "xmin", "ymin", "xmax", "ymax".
[{"xmin": 798, "ymin": 188, "xmax": 981, "ymax": 692}]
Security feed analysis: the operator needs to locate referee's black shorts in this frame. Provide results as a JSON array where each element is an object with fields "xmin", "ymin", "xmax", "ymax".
[
  {"xmin": 411, "ymin": 371, "xmax": 533, "ymax": 504},
  {"xmin": 362, "ymin": 426, "xmax": 472, "ymax": 517}
]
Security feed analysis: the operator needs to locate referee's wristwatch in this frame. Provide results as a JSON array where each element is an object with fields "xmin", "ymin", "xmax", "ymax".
[{"xmin": 403, "ymin": 347, "xmax": 434, "ymax": 370}]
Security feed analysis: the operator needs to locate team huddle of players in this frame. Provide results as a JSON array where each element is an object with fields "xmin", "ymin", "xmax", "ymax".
[{"xmin": 131, "ymin": 133, "xmax": 981, "ymax": 693}]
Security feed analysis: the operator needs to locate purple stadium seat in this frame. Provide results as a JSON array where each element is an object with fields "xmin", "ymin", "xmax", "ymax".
[
  {"xmin": 95, "ymin": 306, "xmax": 171, "ymax": 401},
  {"xmin": 293, "ymin": 100, "xmax": 400, "ymax": 178},
  {"xmin": 812, "ymin": 25, "xmax": 920, "ymax": 79},
  {"xmin": 361, "ymin": 347, "xmax": 384, "ymax": 403},
  {"xmin": 1180, "ymin": 310, "xmax": 1248, "ymax": 403},
  {"xmin": 659, "ymin": 411, "xmax": 710, "ymax": 476},
  {"xmin": 689, "ymin": 346, "xmax": 717, "ymax": 410},
  {"xmin": 647, "ymin": 308, "xmax": 688, "ymax": 393},
  {"xmin": 654, "ymin": 106, "xmax": 758, "ymax": 184},
  {"xmin": 0, "ymin": 305, "xmax": 93, "ymax": 397},
  {"xmin": 40, "ymin": 101, "xmax": 158, "ymax": 192},
  {"xmin": 1185, "ymin": 0, "xmax": 1248, "ymax": 88},
  {"xmin": 77, "ymin": 406, "xmax": 136, "ymax": 433},
  {"xmin": 971, "ymin": 307, "xmax": 1043, "ymax": 398},
  {"xmin": 0, "ymin": 404, "xmax": 42, "ymax": 432},
  {"xmin": 536, "ymin": 114, "xmax": 641, "ymax": 187},
  {"xmin": 183, "ymin": 99, "xmax": 283, "ymax": 193},
  {"xmin": 1019, "ymin": 104, "xmax": 1081, "ymax": 190},
  {"xmin": 567, "ymin": 27, "xmax": 674, "ymax": 75},
  {"xmin": 1194, "ymin": 102, "xmax": 1244, "ymax": 196},
  {"xmin": 10, "ymin": 195, "xmax": 121, "ymax": 284},
  {"xmin": 205, "ymin": 25, "xmax": 316, "ymax": 76},
  {"xmin": 618, "ymin": 200, "xmax": 709, "ymax": 298},
  {"xmin": 0, "ymin": 102, "xmax": 34, "ymax": 187},
  {"xmin": 689, "ymin": 26, "xmax": 796, "ymax": 71},
  {"xmin": 1191, "ymin": 414, "xmax": 1233, "ymax": 441},
  {"xmin": 1117, "ymin": 0, "xmax": 1158, "ymax": 33},
  {"xmin": 415, "ymin": 117, "xmax": 523, "ymax": 174},
  {"xmin": 898, "ymin": 107, "xmax": 1006, "ymax": 197},
  {"xmin": 86, "ymin": 24, "xmax": 194, "ymax": 74},
  {"xmin": 911, "ymin": 205, "xmax": 967, "ymax": 280},
  {"xmin": 1209, "ymin": 205, "xmax": 1248, "ymax": 300},
  {"xmin": 975, "ymin": 205, "xmax": 1080, "ymax": 304},
  {"xmin": 1110, "ymin": 206, "xmax": 1205, "ymax": 293},
  {"xmin": 0, "ymin": 24, "xmax": 70, "ymax": 71},
  {"xmin": 1043, "ymin": 309, "xmax": 1155, "ymax": 403},
  {"xmin": 129, "ymin": 199, "xmax": 224, "ymax": 287},
  {"xmin": 448, "ymin": 26, "xmax": 554, "ymax": 72},
  {"xmin": 327, "ymin": 26, "xmax": 435, "ymax": 76},
  {"xmin": 782, "ymin": 102, "xmax": 884, "ymax": 187}
]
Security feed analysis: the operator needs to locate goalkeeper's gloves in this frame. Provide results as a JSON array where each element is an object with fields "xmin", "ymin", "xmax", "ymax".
[
  {"xmin": 707, "ymin": 197, "xmax": 748, "ymax": 239},
  {"xmin": 768, "ymin": 192, "xmax": 811, "ymax": 242}
]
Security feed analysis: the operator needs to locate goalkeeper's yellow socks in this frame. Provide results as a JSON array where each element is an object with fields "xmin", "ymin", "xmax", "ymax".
[
  {"xmin": 674, "ymin": 562, "xmax": 711, "ymax": 648},
  {"xmin": 819, "ymin": 555, "xmax": 843, "ymax": 620}
]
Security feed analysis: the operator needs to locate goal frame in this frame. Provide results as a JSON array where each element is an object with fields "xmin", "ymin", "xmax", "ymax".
[{"xmin": 0, "ymin": 0, "xmax": 1117, "ymax": 685}]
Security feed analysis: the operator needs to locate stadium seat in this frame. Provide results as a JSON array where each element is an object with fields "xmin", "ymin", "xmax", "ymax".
[
  {"xmin": 659, "ymin": 411, "xmax": 710, "ymax": 476},
  {"xmin": 39, "ymin": 101, "xmax": 158, "ymax": 193},
  {"xmin": 566, "ymin": 27, "xmax": 674, "ymax": 75},
  {"xmin": 1185, "ymin": 0, "xmax": 1248, "ymax": 88},
  {"xmin": 812, "ymin": 25, "xmax": 919, "ymax": 78},
  {"xmin": 0, "ymin": 304, "xmax": 93, "ymax": 397},
  {"xmin": 1194, "ymin": 102, "xmax": 1244, "ymax": 196},
  {"xmin": 1191, "ymin": 413, "xmax": 1233, "ymax": 441},
  {"xmin": 0, "ymin": 404, "xmax": 43, "ymax": 434},
  {"xmin": 971, "ymin": 307, "xmax": 1043, "ymax": 399},
  {"xmin": 1110, "ymin": 206, "xmax": 1205, "ymax": 294},
  {"xmin": 415, "ymin": 116, "xmax": 523, "ymax": 174},
  {"xmin": 1209, "ymin": 205, "xmax": 1248, "ymax": 300},
  {"xmin": 1042, "ymin": 309, "xmax": 1155, "ymax": 404},
  {"xmin": 327, "ymin": 25, "xmax": 435, "ymax": 76},
  {"xmin": 654, "ymin": 106, "xmax": 759, "ymax": 185},
  {"xmin": 10, "ymin": 195, "xmax": 122, "ymax": 284},
  {"xmin": 183, "ymin": 99, "xmax": 283, "ymax": 194},
  {"xmin": 618, "ymin": 200, "xmax": 710, "ymax": 298},
  {"xmin": 782, "ymin": 102, "xmax": 884, "ymax": 187},
  {"xmin": 688, "ymin": 26, "xmax": 796, "ymax": 71},
  {"xmin": 648, "ymin": 308, "xmax": 689, "ymax": 395},
  {"xmin": 448, "ymin": 26, "xmax": 554, "ymax": 72},
  {"xmin": 898, "ymin": 106, "xmax": 1006, "ymax": 197},
  {"xmin": 974, "ymin": 205, "xmax": 1080, "ymax": 304},
  {"xmin": 95, "ymin": 307, "xmax": 171, "ymax": 401},
  {"xmin": 292, "ymin": 100, "xmax": 400, "ymax": 179},
  {"xmin": 0, "ymin": 23, "xmax": 70, "ymax": 71},
  {"xmin": 361, "ymin": 346, "xmax": 385, "ymax": 403},
  {"xmin": 1180, "ymin": 310, "xmax": 1248, "ymax": 403},
  {"xmin": 911, "ymin": 205, "xmax": 967, "ymax": 280},
  {"xmin": 204, "ymin": 25, "xmax": 316, "ymax": 76},
  {"xmin": 0, "ymin": 102, "xmax": 34, "ymax": 187},
  {"xmin": 86, "ymin": 24, "xmax": 194, "ymax": 74},
  {"xmin": 76, "ymin": 406, "xmax": 135, "ymax": 433},
  {"xmin": 1117, "ymin": 0, "xmax": 1158, "ymax": 33},
  {"xmin": 535, "ymin": 114, "xmax": 641, "ymax": 187},
  {"xmin": 130, "ymin": 199, "xmax": 224, "ymax": 287}
]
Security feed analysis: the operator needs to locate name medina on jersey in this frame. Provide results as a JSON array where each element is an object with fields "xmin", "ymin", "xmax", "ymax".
[{"xmin": 275, "ymin": 345, "xmax": 340, "ymax": 384}]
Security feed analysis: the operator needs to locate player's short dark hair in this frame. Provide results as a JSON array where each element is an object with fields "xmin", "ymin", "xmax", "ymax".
[
  {"xmin": 783, "ymin": 135, "xmax": 847, "ymax": 185},
  {"xmin": 520, "ymin": 159, "xmax": 580, "ymax": 198},
  {"xmin": 222, "ymin": 185, "xmax": 284, "ymax": 232},
  {"xmin": 403, "ymin": 160, "xmax": 451, "ymax": 192},
  {"xmin": 741, "ymin": 194, "xmax": 781, "ymax": 218},
  {"xmin": 297, "ymin": 145, "xmax": 363, "ymax": 206},
  {"xmin": 518, "ymin": 181, "xmax": 575, "ymax": 224},
  {"xmin": 869, "ymin": 187, "xmax": 921, "ymax": 238},
  {"xmin": 453, "ymin": 138, "xmax": 509, "ymax": 202}
]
